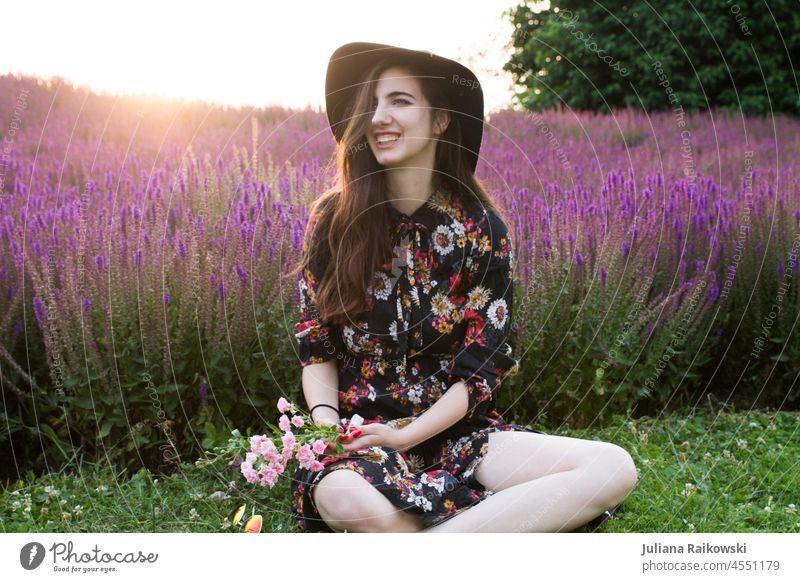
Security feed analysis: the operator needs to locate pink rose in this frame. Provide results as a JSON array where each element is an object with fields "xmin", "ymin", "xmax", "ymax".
[
  {"xmin": 311, "ymin": 439, "xmax": 327, "ymax": 455},
  {"xmin": 277, "ymin": 397, "xmax": 291, "ymax": 414},
  {"xmin": 295, "ymin": 444, "xmax": 316, "ymax": 470},
  {"xmin": 278, "ymin": 415, "xmax": 291, "ymax": 432},
  {"xmin": 249, "ymin": 435, "xmax": 269, "ymax": 455},
  {"xmin": 240, "ymin": 462, "xmax": 259, "ymax": 484},
  {"xmin": 259, "ymin": 464, "xmax": 278, "ymax": 488},
  {"xmin": 281, "ymin": 431, "xmax": 296, "ymax": 446},
  {"xmin": 309, "ymin": 460, "xmax": 325, "ymax": 472},
  {"xmin": 260, "ymin": 439, "xmax": 280, "ymax": 463},
  {"xmin": 291, "ymin": 415, "xmax": 304, "ymax": 428}
]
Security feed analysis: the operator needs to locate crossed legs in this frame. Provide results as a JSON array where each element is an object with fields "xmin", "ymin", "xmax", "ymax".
[
  {"xmin": 311, "ymin": 431, "xmax": 638, "ymax": 533},
  {"xmin": 422, "ymin": 431, "xmax": 638, "ymax": 532}
]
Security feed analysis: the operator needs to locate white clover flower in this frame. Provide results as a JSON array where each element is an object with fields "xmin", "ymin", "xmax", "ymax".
[
  {"xmin": 681, "ymin": 482, "xmax": 698, "ymax": 497},
  {"xmin": 737, "ymin": 439, "xmax": 748, "ymax": 450}
]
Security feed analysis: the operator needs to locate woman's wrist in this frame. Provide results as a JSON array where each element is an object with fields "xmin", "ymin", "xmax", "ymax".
[{"xmin": 312, "ymin": 409, "xmax": 340, "ymax": 426}]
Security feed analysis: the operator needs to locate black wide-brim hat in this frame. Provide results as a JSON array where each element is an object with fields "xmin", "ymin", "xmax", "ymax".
[{"xmin": 325, "ymin": 42, "xmax": 484, "ymax": 173}]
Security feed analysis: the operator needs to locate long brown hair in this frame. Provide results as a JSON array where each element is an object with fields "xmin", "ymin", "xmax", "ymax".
[{"xmin": 289, "ymin": 57, "xmax": 506, "ymax": 326}]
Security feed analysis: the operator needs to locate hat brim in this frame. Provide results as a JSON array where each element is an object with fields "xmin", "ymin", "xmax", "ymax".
[{"xmin": 324, "ymin": 42, "xmax": 484, "ymax": 173}]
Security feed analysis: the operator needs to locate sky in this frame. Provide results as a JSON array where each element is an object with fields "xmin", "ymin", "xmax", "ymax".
[{"xmin": 0, "ymin": 0, "xmax": 549, "ymax": 113}]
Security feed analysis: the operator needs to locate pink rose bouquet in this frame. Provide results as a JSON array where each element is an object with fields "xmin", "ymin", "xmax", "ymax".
[{"xmin": 218, "ymin": 398, "xmax": 364, "ymax": 489}]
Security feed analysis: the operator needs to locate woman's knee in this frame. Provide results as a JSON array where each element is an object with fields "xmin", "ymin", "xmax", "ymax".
[
  {"xmin": 590, "ymin": 443, "xmax": 639, "ymax": 505},
  {"xmin": 312, "ymin": 469, "xmax": 398, "ymax": 532}
]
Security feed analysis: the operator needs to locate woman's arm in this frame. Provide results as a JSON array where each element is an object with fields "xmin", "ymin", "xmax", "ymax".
[
  {"xmin": 395, "ymin": 380, "xmax": 469, "ymax": 450},
  {"xmin": 302, "ymin": 360, "xmax": 340, "ymax": 426}
]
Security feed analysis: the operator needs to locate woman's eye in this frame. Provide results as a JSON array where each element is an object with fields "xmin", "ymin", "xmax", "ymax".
[{"xmin": 372, "ymin": 99, "xmax": 411, "ymax": 108}]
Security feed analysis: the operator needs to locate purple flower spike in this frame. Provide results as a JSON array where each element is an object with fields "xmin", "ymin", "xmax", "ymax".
[
  {"xmin": 776, "ymin": 260, "xmax": 785, "ymax": 279},
  {"xmin": 575, "ymin": 251, "xmax": 584, "ymax": 266},
  {"xmin": 163, "ymin": 293, "xmax": 171, "ymax": 305},
  {"xmin": 199, "ymin": 378, "xmax": 208, "ymax": 404},
  {"xmin": 33, "ymin": 296, "xmax": 46, "ymax": 328},
  {"xmin": 235, "ymin": 262, "xmax": 249, "ymax": 284}
]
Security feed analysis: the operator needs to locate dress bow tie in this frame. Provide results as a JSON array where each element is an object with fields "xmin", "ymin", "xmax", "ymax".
[{"xmin": 391, "ymin": 216, "xmax": 435, "ymax": 357}]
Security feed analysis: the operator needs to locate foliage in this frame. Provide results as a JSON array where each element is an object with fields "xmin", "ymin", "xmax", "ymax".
[{"xmin": 503, "ymin": 1, "xmax": 800, "ymax": 116}]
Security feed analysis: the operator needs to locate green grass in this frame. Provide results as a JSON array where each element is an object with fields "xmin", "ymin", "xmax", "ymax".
[{"xmin": 2, "ymin": 407, "xmax": 798, "ymax": 533}]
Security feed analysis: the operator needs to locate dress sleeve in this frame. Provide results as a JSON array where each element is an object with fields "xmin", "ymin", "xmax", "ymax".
[
  {"xmin": 293, "ymin": 211, "xmax": 345, "ymax": 368},
  {"xmin": 447, "ymin": 210, "xmax": 520, "ymax": 423}
]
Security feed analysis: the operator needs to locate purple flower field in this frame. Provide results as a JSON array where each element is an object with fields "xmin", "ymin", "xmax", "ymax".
[{"xmin": 1, "ymin": 75, "xmax": 798, "ymax": 465}]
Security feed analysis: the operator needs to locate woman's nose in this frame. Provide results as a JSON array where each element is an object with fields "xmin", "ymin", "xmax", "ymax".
[{"xmin": 372, "ymin": 102, "xmax": 391, "ymax": 126}]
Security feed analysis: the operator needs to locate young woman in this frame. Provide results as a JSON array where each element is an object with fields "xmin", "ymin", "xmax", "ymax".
[{"xmin": 289, "ymin": 42, "xmax": 638, "ymax": 533}]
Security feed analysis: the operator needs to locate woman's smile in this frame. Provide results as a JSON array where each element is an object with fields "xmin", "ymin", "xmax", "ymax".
[{"xmin": 375, "ymin": 131, "xmax": 401, "ymax": 149}]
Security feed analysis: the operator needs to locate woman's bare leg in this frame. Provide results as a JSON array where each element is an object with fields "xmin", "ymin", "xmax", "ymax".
[
  {"xmin": 312, "ymin": 468, "xmax": 425, "ymax": 533},
  {"xmin": 423, "ymin": 431, "xmax": 638, "ymax": 533}
]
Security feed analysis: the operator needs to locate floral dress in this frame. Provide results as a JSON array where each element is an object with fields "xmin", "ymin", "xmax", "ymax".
[{"xmin": 290, "ymin": 183, "xmax": 544, "ymax": 532}]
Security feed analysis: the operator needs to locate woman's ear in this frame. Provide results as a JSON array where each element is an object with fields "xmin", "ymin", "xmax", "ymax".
[{"xmin": 434, "ymin": 110, "xmax": 450, "ymax": 137}]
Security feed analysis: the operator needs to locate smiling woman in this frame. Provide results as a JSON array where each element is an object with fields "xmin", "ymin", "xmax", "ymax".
[{"xmin": 287, "ymin": 41, "xmax": 638, "ymax": 534}]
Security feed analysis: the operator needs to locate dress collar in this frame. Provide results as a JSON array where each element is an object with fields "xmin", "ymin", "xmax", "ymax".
[{"xmin": 389, "ymin": 184, "xmax": 459, "ymax": 230}]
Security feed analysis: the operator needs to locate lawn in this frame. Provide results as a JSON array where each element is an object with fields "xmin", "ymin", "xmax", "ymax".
[{"xmin": 2, "ymin": 406, "xmax": 797, "ymax": 533}]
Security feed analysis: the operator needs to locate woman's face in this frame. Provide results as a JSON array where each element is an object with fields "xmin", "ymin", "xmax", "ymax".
[{"xmin": 366, "ymin": 66, "xmax": 446, "ymax": 169}]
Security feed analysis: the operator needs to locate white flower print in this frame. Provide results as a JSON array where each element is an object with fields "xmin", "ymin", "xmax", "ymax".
[
  {"xmin": 407, "ymin": 384, "xmax": 424, "ymax": 404},
  {"xmin": 342, "ymin": 325, "xmax": 355, "ymax": 346},
  {"xmin": 368, "ymin": 272, "xmax": 392, "ymax": 301},
  {"xmin": 487, "ymin": 298, "xmax": 509, "ymax": 330},
  {"xmin": 410, "ymin": 286, "xmax": 421, "ymax": 307},
  {"xmin": 432, "ymin": 225, "xmax": 455, "ymax": 255},
  {"xmin": 466, "ymin": 285, "xmax": 491, "ymax": 310},
  {"xmin": 389, "ymin": 319, "xmax": 398, "ymax": 341},
  {"xmin": 450, "ymin": 219, "xmax": 465, "ymax": 237},
  {"xmin": 406, "ymin": 490, "xmax": 433, "ymax": 512},
  {"xmin": 420, "ymin": 472, "xmax": 447, "ymax": 494},
  {"xmin": 430, "ymin": 291, "xmax": 455, "ymax": 317},
  {"xmin": 342, "ymin": 323, "xmax": 376, "ymax": 353}
]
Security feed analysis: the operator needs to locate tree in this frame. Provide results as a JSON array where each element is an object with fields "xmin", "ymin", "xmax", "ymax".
[{"xmin": 503, "ymin": 0, "xmax": 800, "ymax": 116}]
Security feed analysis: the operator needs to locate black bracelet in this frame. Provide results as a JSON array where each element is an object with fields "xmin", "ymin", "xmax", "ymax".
[{"xmin": 309, "ymin": 403, "xmax": 339, "ymax": 420}]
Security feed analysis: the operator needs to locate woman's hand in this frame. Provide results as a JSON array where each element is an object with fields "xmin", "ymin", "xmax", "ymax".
[
  {"xmin": 339, "ymin": 421, "xmax": 410, "ymax": 454},
  {"xmin": 314, "ymin": 417, "xmax": 344, "ymax": 455}
]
